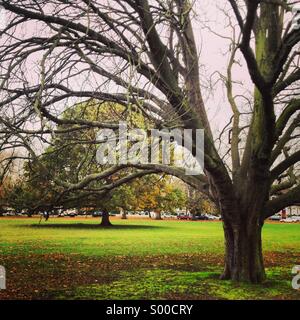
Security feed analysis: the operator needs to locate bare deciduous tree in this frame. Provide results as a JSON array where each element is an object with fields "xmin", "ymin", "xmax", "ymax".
[{"xmin": 0, "ymin": 0, "xmax": 300, "ymax": 283}]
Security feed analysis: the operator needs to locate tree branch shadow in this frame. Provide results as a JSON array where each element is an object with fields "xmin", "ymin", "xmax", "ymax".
[{"xmin": 21, "ymin": 223, "xmax": 164, "ymax": 230}]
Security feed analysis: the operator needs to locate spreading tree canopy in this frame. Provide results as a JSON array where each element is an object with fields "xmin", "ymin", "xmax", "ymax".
[{"xmin": 0, "ymin": 0, "xmax": 299, "ymax": 283}]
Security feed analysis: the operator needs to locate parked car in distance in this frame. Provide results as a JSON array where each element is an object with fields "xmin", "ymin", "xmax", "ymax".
[
  {"xmin": 58, "ymin": 212, "xmax": 65, "ymax": 217},
  {"xmin": 193, "ymin": 214, "xmax": 210, "ymax": 221},
  {"xmin": 64, "ymin": 209, "xmax": 77, "ymax": 217},
  {"xmin": 280, "ymin": 216, "xmax": 300, "ymax": 223},
  {"xmin": 2, "ymin": 212, "xmax": 14, "ymax": 216},
  {"xmin": 162, "ymin": 213, "xmax": 173, "ymax": 219},
  {"xmin": 269, "ymin": 214, "xmax": 281, "ymax": 221},
  {"xmin": 92, "ymin": 211, "xmax": 102, "ymax": 217},
  {"xmin": 204, "ymin": 214, "xmax": 220, "ymax": 220},
  {"xmin": 177, "ymin": 214, "xmax": 189, "ymax": 220},
  {"xmin": 68, "ymin": 212, "xmax": 77, "ymax": 217}
]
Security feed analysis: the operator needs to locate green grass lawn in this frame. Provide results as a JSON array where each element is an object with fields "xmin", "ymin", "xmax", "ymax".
[{"xmin": 0, "ymin": 217, "xmax": 299, "ymax": 300}]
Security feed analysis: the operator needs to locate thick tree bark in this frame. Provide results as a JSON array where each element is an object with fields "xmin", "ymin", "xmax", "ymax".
[
  {"xmin": 152, "ymin": 211, "xmax": 162, "ymax": 220},
  {"xmin": 100, "ymin": 209, "xmax": 112, "ymax": 227},
  {"xmin": 221, "ymin": 217, "xmax": 266, "ymax": 283}
]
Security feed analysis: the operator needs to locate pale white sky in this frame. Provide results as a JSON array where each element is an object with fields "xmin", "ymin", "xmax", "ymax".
[{"xmin": 193, "ymin": 0, "xmax": 253, "ymax": 135}]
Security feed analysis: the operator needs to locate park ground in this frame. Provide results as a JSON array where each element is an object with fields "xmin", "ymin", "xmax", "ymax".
[{"xmin": 0, "ymin": 217, "xmax": 299, "ymax": 300}]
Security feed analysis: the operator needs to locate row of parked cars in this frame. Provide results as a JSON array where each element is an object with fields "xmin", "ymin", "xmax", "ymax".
[
  {"xmin": 6, "ymin": 210, "xmax": 299, "ymax": 223},
  {"xmin": 269, "ymin": 214, "xmax": 300, "ymax": 223},
  {"xmin": 0, "ymin": 209, "xmax": 115, "ymax": 217},
  {"xmin": 177, "ymin": 213, "xmax": 220, "ymax": 221},
  {"xmin": 1, "ymin": 211, "xmax": 23, "ymax": 216},
  {"xmin": 55, "ymin": 210, "xmax": 118, "ymax": 217},
  {"xmin": 1, "ymin": 209, "xmax": 221, "ymax": 220}
]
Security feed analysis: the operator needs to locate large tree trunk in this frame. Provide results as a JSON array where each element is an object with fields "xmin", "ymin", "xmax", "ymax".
[
  {"xmin": 100, "ymin": 209, "xmax": 112, "ymax": 227},
  {"xmin": 221, "ymin": 217, "xmax": 266, "ymax": 283},
  {"xmin": 120, "ymin": 207, "xmax": 127, "ymax": 220},
  {"xmin": 152, "ymin": 210, "xmax": 162, "ymax": 220}
]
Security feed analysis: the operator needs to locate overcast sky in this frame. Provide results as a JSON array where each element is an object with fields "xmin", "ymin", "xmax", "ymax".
[
  {"xmin": 193, "ymin": 0, "xmax": 253, "ymax": 136},
  {"xmin": 2, "ymin": 0, "xmax": 284, "ymax": 156}
]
